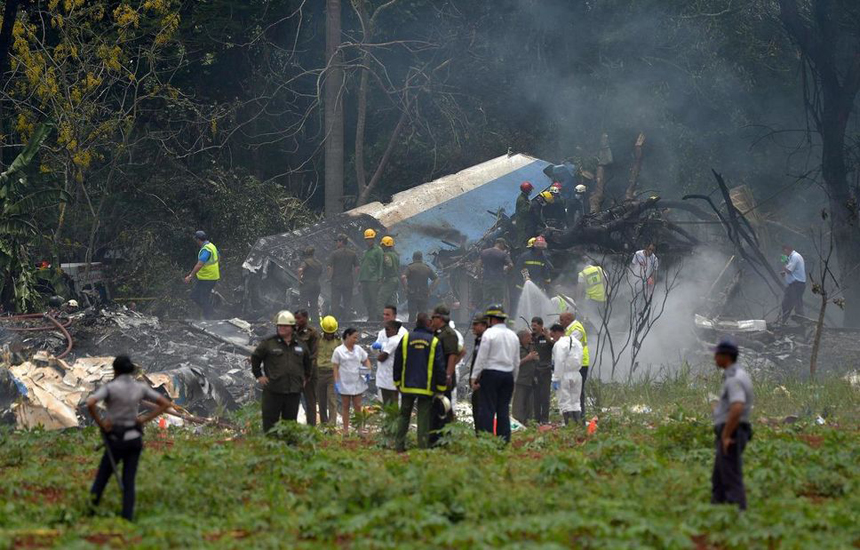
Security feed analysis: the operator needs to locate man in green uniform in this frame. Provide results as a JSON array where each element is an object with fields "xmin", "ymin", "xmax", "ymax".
[
  {"xmin": 317, "ymin": 315, "xmax": 341, "ymax": 425},
  {"xmin": 328, "ymin": 234, "xmax": 359, "ymax": 321},
  {"xmin": 429, "ymin": 305, "xmax": 464, "ymax": 444},
  {"xmin": 378, "ymin": 235, "xmax": 401, "ymax": 311},
  {"xmin": 298, "ymin": 247, "xmax": 323, "ymax": 322},
  {"xmin": 401, "ymin": 250, "xmax": 439, "ymax": 322},
  {"xmin": 512, "ymin": 330, "xmax": 538, "ymax": 424},
  {"xmin": 514, "ymin": 181, "xmax": 534, "ymax": 247},
  {"xmin": 358, "ymin": 228, "xmax": 384, "ymax": 320},
  {"xmin": 250, "ymin": 310, "xmax": 312, "ymax": 432},
  {"xmin": 294, "ymin": 310, "xmax": 320, "ymax": 426}
]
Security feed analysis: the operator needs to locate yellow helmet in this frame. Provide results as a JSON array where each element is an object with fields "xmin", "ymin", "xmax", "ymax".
[
  {"xmin": 320, "ymin": 315, "xmax": 339, "ymax": 334},
  {"xmin": 275, "ymin": 310, "xmax": 296, "ymax": 326},
  {"xmin": 381, "ymin": 236, "xmax": 394, "ymax": 247},
  {"xmin": 539, "ymin": 190, "xmax": 554, "ymax": 203},
  {"xmin": 364, "ymin": 228, "xmax": 377, "ymax": 239},
  {"xmin": 526, "ymin": 237, "xmax": 536, "ymax": 248}
]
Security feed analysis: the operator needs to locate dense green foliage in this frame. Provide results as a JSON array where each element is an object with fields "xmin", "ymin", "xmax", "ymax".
[{"xmin": 1, "ymin": 373, "xmax": 858, "ymax": 549}]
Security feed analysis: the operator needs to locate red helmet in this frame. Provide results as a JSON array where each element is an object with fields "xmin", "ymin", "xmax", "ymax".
[
  {"xmin": 520, "ymin": 181, "xmax": 534, "ymax": 193},
  {"xmin": 534, "ymin": 236, "xmax": 547, "ymax": 249},
  {"xmin": 550, "ymin": 182, "xmax": 562, "ymax": 190}
]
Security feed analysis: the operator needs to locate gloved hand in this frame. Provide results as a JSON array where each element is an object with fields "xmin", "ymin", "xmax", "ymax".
[
  {"xmin": 371, "ymin": 342, "xmax": 383, "ymax": 351},
  {"xmin": 335, "ymin": 381, "xmax": 342, "ymax": 395},
  {"xmin": 551, "ymin": 381, "xmax": 560, "ymax": 391}
]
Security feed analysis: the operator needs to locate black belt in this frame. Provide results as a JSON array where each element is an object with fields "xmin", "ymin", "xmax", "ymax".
[{"xmin": 714, "ymin": 422, "xmax": 752, "ymax": 436}]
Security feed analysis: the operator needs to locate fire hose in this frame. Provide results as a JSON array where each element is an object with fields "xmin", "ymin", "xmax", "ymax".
[{"xmin": 0, "ymin": 312, "xmax": 74, "ymax": 359}]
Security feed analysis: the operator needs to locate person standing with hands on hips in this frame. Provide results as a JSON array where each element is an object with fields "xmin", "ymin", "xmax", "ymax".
[{"xmin": 332, "ymin": 327, "xmax": 371, "ymax": 436}]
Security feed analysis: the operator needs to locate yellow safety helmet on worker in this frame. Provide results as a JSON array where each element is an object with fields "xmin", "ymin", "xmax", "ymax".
[
  {"xmin": 320, "ymin": 315, "xmax": 339, "ymax": 334},
  {"xmin": 364, "ymin": 228, "xmax": 377, "ymax": 239},
  {"xmin": 381, "ymin": 236, "xmax": 395, "ymax": 247},
  {"xmin": 539, "ymin": 190, "xmax": 554, "ymax": 203}
]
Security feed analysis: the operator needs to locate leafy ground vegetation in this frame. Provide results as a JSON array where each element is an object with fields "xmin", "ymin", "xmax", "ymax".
[{"xmin": 1, "ymin": 369, "xmax": 858, "ymax": 549}]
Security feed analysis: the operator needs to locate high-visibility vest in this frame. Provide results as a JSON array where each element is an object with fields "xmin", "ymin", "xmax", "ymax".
[
  {"xmin": 565, "ymin": 320, "xmax": 589, "ymax": 366},
  {"xmin": 579, "ymin": 265, "xmax": 606, "ymax": 302},
  {"xmin": 398, "ymin": 333, "xmax": 444, "ymax": 396},
  {"xmin": 196, "ymin": 242, "xmax": 220, "ymax": 280}
]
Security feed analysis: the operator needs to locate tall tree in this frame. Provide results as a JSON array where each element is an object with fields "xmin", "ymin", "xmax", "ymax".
[
  {"xmin": 324, "ymin": 0, "xmax": 345, "ymax": 215},
  {"xmin": 778, "ymin": 0, "xmax": 860, "ymax": 326}
]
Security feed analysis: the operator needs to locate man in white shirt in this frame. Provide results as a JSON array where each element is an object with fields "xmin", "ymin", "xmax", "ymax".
[
  {"xmin": 631, "ymin": 243, "xmax": 659, "ymax": 297},
  {"xmin": 470, "ymin": 304, "xmax": 520, "ymax": 442},
  {"xmin": 549, "ymin": 324, "xmax": 583, "ymax": 425},
  {"xmin": 780, "ymin": 244, "xmax": 807, "ymax": 322},
  {"xmin": 372, "ymin": 306, "xmax": 408, "ymax": 406}
]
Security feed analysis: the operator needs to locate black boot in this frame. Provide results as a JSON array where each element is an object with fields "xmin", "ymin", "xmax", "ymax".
[
  {"xmin": 571, "ymin": 411, "xmax": 582, "ymax": 425},
  {"xmin": 562, "ymin": 412, "xmax": 571, "ymax": 426}
]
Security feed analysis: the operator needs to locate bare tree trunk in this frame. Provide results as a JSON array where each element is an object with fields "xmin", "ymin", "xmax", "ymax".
[
  {"xmin": 625, "ymin": 132, "xmax": 645, "ymax": 201},
  {"xmin": 356, "ymin": 99, "xmax": 408, "ymax": 206},
  {"xmin": 810, "ymin": 292, "xmax": 826, "ymax": 379},
  {"xmin": 590, "ymin": 133, "xmax": 612, "ymax": 212},
  {"xmin": 0, "ymin": 0, "xmax": 21, "ymax": 168},
  {"xmin": 324, "ymin": 0, "xmax": 344, "ymax": 216}
]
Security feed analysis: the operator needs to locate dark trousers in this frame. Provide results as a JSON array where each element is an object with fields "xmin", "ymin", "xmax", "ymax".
[
  {"xmin": 579, "ymin": 367, "xmax": 589, "ymax": 420},
  {"xmin": 408, "ymin": 294, "xmax": 428, "ymax": 323},
  {"xmin": 261, "ymin": 390, "xmax": 301, "ymax": 432},
  {"xmin": 299, "ymin": 286, "xmax": 320, "ymax": 322},
  {"xmin": 360, "ymin": 281, "xmax": 380, "ymax": 319},
  {"xmin": 302, "ymin": 368, "xmax": 318, "ymax": 426},
  {"xmin": 482, "ymin": 281, "xmax": 506, "ymax": 309},
  {"xmin": 316, "ymin": 368, "xmax": 337, "ymax": 424},
  {"xmin": 781, "ymin": 281, "xmax": 806, "ymax": 319},
  {"xmin": 190, "ymin": 279, "xmax": 217, "ymax": 319},
  {"xmin": 534, "ymin": 368, "xmax": 552, "ymax": 423},
  {"xmin": 396, "ymin": 393, "xmax": 433, "ymax": 451},
  {"xmin": 712, "ymin": 424, "xmax": 751, "ymax": 510},
  {"xmin": 381, "ymin": 388, "xmax": 399, "ymax": 408},
  {"xmin": 331, "ymin": 284, "xmax": 353, "ymax": 321},
  {"xmin": 429, "ymin": 387, "xmax": 455, "ymax": 447},
  {"xmin": 91, "ymin": 434, "xmax": 142, "ymax": 521},
  {"xmin": 476, "ymin": 370, "xmax": 514, "ymax": 442},
  {"xmin": 470, "ymin": 389, "xmax": 481, "ymax": 432},
  {"xmin": 378, "ymin": 279, "xmax": 399, "ymax": 311},
  {"xmin": 511, "ymin": 384, "xmax": 535, "ymax": 424}
]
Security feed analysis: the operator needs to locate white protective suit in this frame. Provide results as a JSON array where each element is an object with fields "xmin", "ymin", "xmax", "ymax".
[{"xmin": 552, "ymin": 335, "xmax": 583, "ymax": 414}]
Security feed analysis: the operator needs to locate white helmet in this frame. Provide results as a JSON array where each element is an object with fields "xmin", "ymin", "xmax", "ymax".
[
  {"xmin": 67, "ymin": 299, "xmax": 79, "ymax": 308},
  {"xmin": 275, "ymin": 310, "xmax": 296, "ymax": 326},
  {"xmin": 435, "ymin": 394, "xmax": 451, "ymax": 418},
  {"xmin": 575, "ymin": 184, "xmax": 587, "ymax": 194}
]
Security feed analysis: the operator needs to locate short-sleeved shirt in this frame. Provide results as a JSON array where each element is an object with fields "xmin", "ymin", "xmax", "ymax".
[
  {"xmin": 89, "ymin": 374, "xmax": 163, "ymax": 428},
  {"xmin": 435, "ymin": 324, "xmax": 461, "ymax": 364},
  {"xmin": 480, "ymin": 247, "xmax": 510, "ymax": 282},
  {"xmin": 532, "ymin": 332, "xmax": 553, "ymax": 369},
  {"xmin": 403, "ymin": 261, "xmax": 437, "ymax": 296},
  {"xmin": 332, "ymin": 344, "xmax": 369, "ymax": 396},
  {"xmin": 713, "ymin": 363, "xmax": 754, "ymax": 425},
  {"xmin": 516, "ymin": 345, "xmax": 538, "ymax": 386},
  {"xmin": 784, "ymin": 251, "xmax": 807, "ymax": 284},
  {"xmin": 316, "ymin": 336, "xmax": 340, "ymax": 371},
  {"xmin": 300, "ymin": 259, "xmax": 323, "ymax": 289},
  {"xmin": 198, "ymin": 243, "xmax": 212, "ymax": 263},
  {"xmin": 329, "ymin": 247, "xmax": 359, "ymax": 287}
]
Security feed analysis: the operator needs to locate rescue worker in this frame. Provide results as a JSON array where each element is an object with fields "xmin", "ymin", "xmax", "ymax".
[
  {"xmin": 184, "ymin": 230, "xmax": 219, "ymax": 319},
  {"xmin": 511, "ymin": 330, "xmax": 538, "ymax": 424},
  {"xmin": 378, "ymin": 236, "xmax": 401, "ymax": 311},
  {"xmin": 631, "ymin": 243, "xmax": 659, "ymax": 298},
  {"xmin": 516, "ymin": 236, "xmax": 554, "ymax": 291},
  {"xmin": 297, "ymin": 247, "xmax": 323, "ymax": 322},
  {"xmin": 779, "ymin": 244, "xmax": 806, "ymax": 322},
  {"xmin": 358, "ymin": 229, "xmax": 384, "ymax": 320},
  {"xmin": 543, "ymin": 183, "xmax": 567, "ymax": 229},
  {"xmin": 316, "ymin": 315, "xmax": 341, "ymax": 425},
  {"xmin": 401, "ymin": 251, "xmax": 439, "ymax": 322},
  {"xmin": 468, "ymin": 314, "xmax": 489, "ymax": 430},
  {"xmin": 515, "ymin": 181, "xmax": 535, "ymax": 247},
  {"xmin": 294, "ymin": 310, "xmax": 319, "ymax": 426},
  {"xmin": 470, "ymin": 305, "xmax": 519, "ymax": 442},
  {"xmin": 711, "ymin": 338, "xmax": 754, "ymax": 510},
  {"xmin": 568, "ymin": 184, "xmax": 588, "ymax": 225},
  {"xmin": 549, "ymin": 323, "xmax": 583, "ymax": 425},
  {"xmin": 371, "ymin": 305, "xmax": 408, "ymax": 406},
  {"xmin": 524, "ymin": 191, "xmax": 554, "ymax": 242},
  {"xmin": 86, "ymin": 355, "xmax": 171, "ymax": 521},
  {"xmin": 328, "ymin": 234, "xmax": 359, "ymax": 321},
  {"xmin": 577, "ymin": 262, "xmax": 607, "ymax": 328},
  {"xmin": 560, "ymin": 310, "xmax": 589, "ymax": 421},
  {"xmin": 477, "ymin": 238, "xmax": 513, "ymax": 309},
  {"xmin": 250, "ymin": 310, "xmax": 312, "ymax": 432},
  {"xmin": 429, "ymin": 305, "xmax": 465, "ymax": 442},
  {"xmin": 392, "ymin": 312, "xmax": 447, "ymax": 451},
  {"xmin": 530, "ymin": 317, "xmax": 555, "ymax": 424},
  {"xmin": 509, "ymin": 237, "xmax": 535, "ymax": 315}
]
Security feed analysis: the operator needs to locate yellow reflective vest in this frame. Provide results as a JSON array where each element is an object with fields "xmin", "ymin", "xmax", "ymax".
[
  {"xmin": 579, "ymin": 265, "xmax": 606, "ymax": 302},
  {"xmin": 565, "ymin": 320, "xmax": 589, "ymax": 366},
  {"xmin": 196, "ymin": 242, "xmax": 220, "ymax": 280}
]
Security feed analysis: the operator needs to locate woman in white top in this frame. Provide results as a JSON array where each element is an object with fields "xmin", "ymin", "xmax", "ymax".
[{"xmin": 332, "ymin": 327, "xmax": 371, "ymax": 435}]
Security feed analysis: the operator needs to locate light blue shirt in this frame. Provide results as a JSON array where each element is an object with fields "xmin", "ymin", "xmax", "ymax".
[
  {"xmin": 784, "ymin": 250, "xmax": 806, "ymax": 284},
  {"xmin": 198, "ymin": 241, "xmax": 211, "ymax": 263}
]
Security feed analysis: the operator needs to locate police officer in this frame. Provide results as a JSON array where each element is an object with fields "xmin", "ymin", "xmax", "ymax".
[
  {"xmin": 358, "ymin": 229, "xmax": 384, "ymax": 320},
  {"xmin": 294, "ymin": 309, "xmax": 319, "ymax": 426},
  {"xmin": 392, "ymin": 312, "xmax": 447, "ymax": 451},
  {"xmin": 251, "ymin": 310, "xmax": 312, "ymax": 432},
  {"xmin": 711, "ymin": 338, "xmax": 754, "ymax": 510},
  {"xmin": 378, "ymin": 236, "xmax": 401, "ymax": 311},
  {"xmin": 468, "ymin": 314, "xmax": 489, "ymax": 429},
  {"xmin": 184, "ymin": 230, "xmax": 219, "ymax": 319}
]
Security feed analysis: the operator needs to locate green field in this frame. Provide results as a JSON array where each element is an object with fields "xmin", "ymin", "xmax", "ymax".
[{"xmin": 1, "ymin": 369, "xmax": 858, "ymax": 549}]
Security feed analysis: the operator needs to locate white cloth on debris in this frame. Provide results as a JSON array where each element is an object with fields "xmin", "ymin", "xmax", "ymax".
[
  {"xmin": 374, "ymin": 326, "xmax": 407, "ymax": 391},
  {"xmin": 332, "ymin": 344, "xmax": 368, "ymax": 396}
]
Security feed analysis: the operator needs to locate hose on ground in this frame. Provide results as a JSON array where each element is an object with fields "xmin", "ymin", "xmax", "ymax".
[{"xmin": 44, "ymin": 313, "xmax": 73, "ymax": 359}]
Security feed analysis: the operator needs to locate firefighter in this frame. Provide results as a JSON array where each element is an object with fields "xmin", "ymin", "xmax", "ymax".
[
  {"xmin": 294, "ymin": 309, "xmax": 319, "ymax": 426},
  {"xmin": 377, "ymin": 236, "xmax": 401, "ymax": 312},
  {"xmin": 316, "ymin": 315, "xmax": 341, "ymax": 425},
  {"xmin": 524, "ymin": 191, "xmax": 554, "ymax": 243},
  {"xmin": 358, "ymin": 229, "xmax": 384, "ymax": 320},
  {"xmin": 543, "ymin": 183, "xmax": 567, "ymax": 229},
  {"xmin": 251, "ymin": 310, "xmax": 312, "ymax": 432},
  {"xmin": 392, "ymin": 312, "xmax": 447, "ymax": 451},
  {"xmin": 184, "ymin": 230, "xmax": 219, "ymax": 319},
  {"xmin": 297, "ymin": 247, "xmax": 323, "ymax": 322},
  {"xmin": 514, "ymin": 181, "xmax": 535, "ymax": 247},
  {"xmin": 516, "ymin": 236, "xmax": 554, "ymax": 291}
]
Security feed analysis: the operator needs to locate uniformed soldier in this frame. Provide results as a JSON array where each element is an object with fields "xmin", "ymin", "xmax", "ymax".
[
  {"xmin": 377, "ymin": 236, "xmax": 401, "ymax": 311},
  {"xmin": 401, "ymin": 251, "xmax": 439, "ymax": 322},
  {"xmin": 251, "ymin": 310, "xmax": 312, "ymax": 432},
  {"xmin": 530, "ymin": 317, "xmax": 555, "ymax": 424},
  {"xmin": 184, "ymin": 230, "xmax": 220, "ymax": 319},
  {"xmin": 392, "ymin": 312, "xmax": 447, "ymax": 451},
  {"xmin": 511, "ymin": 330, "xmax": 538, "ymax": 424},
  {"xmin": 298, "ymin": 247, "xmax": 324, "ymax": 322},
  {"xmin": 468, "ymin": 314, "xmax": 489, "ymax": 430},
  {"xmin": 429, "ymin": 305, "xmax": 465, "ymax": 443},
  {"xmin": 711, "ymin": 338, "xmax": 754, "ymax": 510},
  {"xmin": 560, "ymin": 310, "xmax": 589, "ymax": 422},
  {"xmin": 316, "ymin": 315, "xmax": 341, "ymax": 425},
  {"xmin": 514, "ymin": 181, "xmax": 534, "ymax": 247},
  {"xmin": 328, "ymin": 234, "xmax": 359, "ymax": 321},
  {"xmin": 86, "ymin": 356, "xmax": 171, "ymax": 521},
  {"xmin": 294, "ymin": 310, "xmax": 320, "ymax": 426},
  {"xmin": 358, "ymin": 229, "xmax": 384, "ymax": 320}
]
